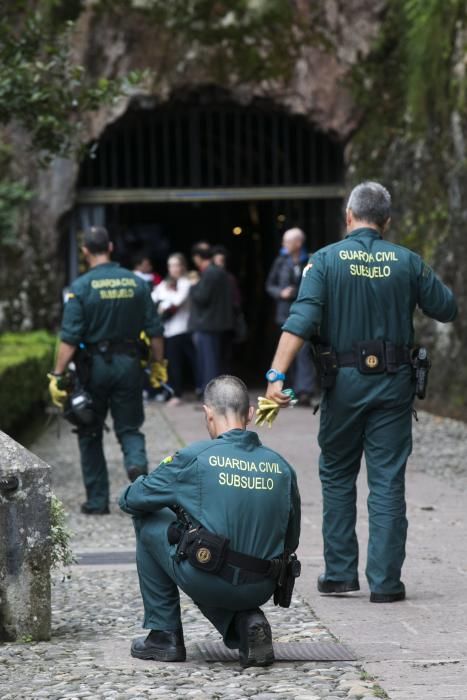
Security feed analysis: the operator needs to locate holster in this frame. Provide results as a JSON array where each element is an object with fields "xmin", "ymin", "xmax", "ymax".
[
  {"xmin": 411, "ymin": 346, "xmax": 431, "ymax": 399},
  {"xmin": 74, "ymin": 346, "xmax": 93, "ymax": 386},
  {"xmin": 310, "ymin": 338, "xmax": 339, "ymax": 389},
  {"xmin": 273, "ymin": 552, "xmax": 301, "ymax": 608}
]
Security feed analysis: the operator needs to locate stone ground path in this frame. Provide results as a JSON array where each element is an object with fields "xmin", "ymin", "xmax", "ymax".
[{"xmin": 1, "ymin": 398, "xmax": 467, "ymax": 699}]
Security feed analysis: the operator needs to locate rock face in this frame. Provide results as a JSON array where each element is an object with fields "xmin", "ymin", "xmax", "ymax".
[
  {"xmin": 0, "ymin": 431, "xmax": 52, "ymax": 642},
  {"xmin": 0, "ymin": 0, "xmax": 384, "ymax": 330}
]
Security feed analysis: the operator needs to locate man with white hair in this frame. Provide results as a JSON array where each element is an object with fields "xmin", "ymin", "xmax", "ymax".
[
  {"xmin": 120, "ymin": 375, "xmax": 301, "ymax": 667},
  {"xmin": 266, "ymin": 227, "xmax": 316, "ymax": 405},
  {"xmin": 262, "ymin": 182, "xmax": 457, "ymax": 603}
]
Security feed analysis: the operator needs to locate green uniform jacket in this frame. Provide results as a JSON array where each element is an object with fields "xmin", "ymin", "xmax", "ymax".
[
  {"xmin": 283, "ymin": 227, "xmax": 458, "ymax": 348},
  {"xmin": 119, "ymin": 429, "xmax": 301, "ymax": 558},
  {"xmin": 60, "ymin": 262, "xmax": 163, "ymax": 345}
]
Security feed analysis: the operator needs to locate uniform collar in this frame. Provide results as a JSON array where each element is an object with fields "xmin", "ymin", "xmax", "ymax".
[
  {"xmin": 92, "ymin": 261, "xmax": 120, "ymax": 269},
  {"xmin": 216, "ymin": 429, "xmax": 261, "ymax": 448},
  {"xmin": 345, "ymin": 227, "xmax": 382, "ymax": 240}
]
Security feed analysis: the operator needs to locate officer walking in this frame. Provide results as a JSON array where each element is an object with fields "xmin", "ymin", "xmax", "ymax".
[
  {"xmin": 48, "ymin": 227, "xmax": 167, "ymax": 515},
  {"xmin": 261, "ymin": 182, "xmax": 457, "ymax": 602},
  {"xmin": 119, "ymin": 375, "xmax": 301, "ymax": 667}
]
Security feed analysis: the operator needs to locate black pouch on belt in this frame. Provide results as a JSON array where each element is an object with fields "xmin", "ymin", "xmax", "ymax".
[
  {"xmin": 355, "ymin": 340, "xmax": 386, "ymax": 374},
  {"xmin": 186, "ymin": 529, "xmax": 230, "ymax": 574}
]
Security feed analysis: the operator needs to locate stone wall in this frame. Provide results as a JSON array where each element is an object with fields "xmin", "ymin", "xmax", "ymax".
[{"xmin": 0, "ymin": 431, "xmax": 52, "ymax": 642}]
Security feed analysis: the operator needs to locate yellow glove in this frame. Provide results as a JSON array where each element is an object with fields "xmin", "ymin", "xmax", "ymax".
[
  {"xmin": 47, "ymin": 373, "xmax": 68, "ymax": 409},
  {"xmin": 149, "ymin": 360, "xmax": 168, "ymax": 388},
  {"xmin": 255, "ymin": 397, "xmax": 280, "ymax": 428},
  {"xmin": 139, "ymin": 331, "xmax": 151, "ymax": 367}
]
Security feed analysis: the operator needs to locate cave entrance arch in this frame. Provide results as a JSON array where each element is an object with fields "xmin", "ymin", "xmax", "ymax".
[{"xmin": 71, "ymin": 91, "xmax": 345, "ymax": 377}]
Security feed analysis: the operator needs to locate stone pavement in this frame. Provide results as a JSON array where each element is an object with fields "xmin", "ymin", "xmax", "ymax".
[{"xmin": 1, "ymin": 399, "xmax": 467, "ymax": 699}]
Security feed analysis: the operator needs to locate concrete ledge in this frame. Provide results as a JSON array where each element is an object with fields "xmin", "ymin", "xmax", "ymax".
[{"xmin": 0, "ymin": 431, "xmax": 52, "ymax": 642}]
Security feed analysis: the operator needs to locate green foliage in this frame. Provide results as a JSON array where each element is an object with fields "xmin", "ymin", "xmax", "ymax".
[
  {"xmin": 0, "ymin": 0, "xmax": 145, "ymax": 163},
  {"xmin": 373, "ymin": 685, "xmax": 389, "ymax": 699},
  {"xmin": 352, "ymin": 0, "xmax": 466, "ymax": 140},
  {"xmin": 0, "ymin": 331, "xmax": 56, "ymax": 432},
  {"xmin": 403, "ymin": 0, "xmax": 465, "ymax": 127},
  {"xmin": 360, "ymin": 670, "xmax": 376, "ymax": 682},
  {"xmin": 50, "ymin": 494, "xmax": 75, "ymax": 570},
  {"xmin": 0, "ymin": 0, "xmax": 146, "ymax": 268},
  {"xmin": 349, "ymin": 0, "xmax": 467, "ymax": 256}
]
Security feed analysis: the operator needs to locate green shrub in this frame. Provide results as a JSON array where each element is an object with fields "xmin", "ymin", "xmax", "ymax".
[{"xmin": 0, "ymin": 331, "xmax": 56, "ymax": 433}]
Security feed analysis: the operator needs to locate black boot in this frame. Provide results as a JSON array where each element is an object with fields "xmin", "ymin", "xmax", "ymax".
[
  {"xmin": 370, "ymin": 583, "xmax": 406, "ymax": 603},
  {"xmin": 317, "ymin": 574, "xmax": 360, "ymax": 594},
  {"xmin": 131, "ymin": 629, "xmax": 186, "ymax": 662},
  {"xmin": 80, "ymin": 503, "xmax": 109, "ymax": 515},
  {"xmin": 128, "ymin": 466, "xmax": 148, "ymax": 483},
  {"xmin": 234, "ymin": 609, "xmax": 274, "ymax": 668}
]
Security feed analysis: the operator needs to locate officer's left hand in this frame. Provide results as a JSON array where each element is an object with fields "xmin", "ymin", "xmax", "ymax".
[
  {"xmin": 47, "ymin": 373, "xmax": 68, "ymax": 409},
  {"xmin": 149, "ymin": 360, "xmax": 168, "ymax": 388}
]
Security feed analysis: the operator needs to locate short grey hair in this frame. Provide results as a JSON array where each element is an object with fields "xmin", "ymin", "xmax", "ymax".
[
  {"xmin": 347, "ymin": 182, "xmax": 391, "ymax": 228},
  {"xmin": 83, "ymin": 226, "xmax": 110, "ymax": 254},
  {"xmin": 204, "ymin": 375, "xmax": 250, "ymax": 418}
]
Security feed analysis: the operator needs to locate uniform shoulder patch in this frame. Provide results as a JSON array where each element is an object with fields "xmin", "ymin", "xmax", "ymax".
[
  {"xmin": 302, "ymin": 262, "xmax": 313, "ymax": 277},
  {"xmin": 161, "ymin": 455, "xmax": 174, "ymax": 464},
  {"xmin": 65, "ymin": 292, "xmax": 75, "ymax": 302}
]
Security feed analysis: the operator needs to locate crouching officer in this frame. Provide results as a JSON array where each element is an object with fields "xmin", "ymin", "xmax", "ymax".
[
  {"xmin": 119, "ymin": 375, "xmax": 301, "ymax": 667},
  {"xmin": 263, "ymin": 182, "xmax": 457, "ymax": 603},
  {"xmin": 48, "ymin": 226, "xmax": 166, "ymax": 515}
]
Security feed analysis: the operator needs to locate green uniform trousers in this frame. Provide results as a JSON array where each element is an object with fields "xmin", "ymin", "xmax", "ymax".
[
  {"xmin": 318, "ymin": 366, "xmax": 413, "ymax": 594},
  {"xmin": 135, "ymin": 509, "xmax": 276, "ymax": 648},
  {"xmin": 78, "ymin": 354, "xmax": 147, "ymax": 510}
]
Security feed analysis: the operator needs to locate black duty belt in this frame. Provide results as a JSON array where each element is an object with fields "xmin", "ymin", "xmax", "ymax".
[
  {"xmin": 336, "ymin": 341, "xmax": 412, "ymax": 375},
  {"xmin": 168, "ymin": 523, "xmax": 282, "ymax": 585},
  {"xmin": 86, "ymin": 339, "xmax": 140, "ymax": 357}
]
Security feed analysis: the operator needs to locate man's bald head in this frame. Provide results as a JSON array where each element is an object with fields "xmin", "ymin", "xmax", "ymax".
[
  {"xmin": 204, "ymin": 375, "xmax": 250, "ymax": 420},
  {"xmin": 283, "ymin": 227, "xmax": 305, "ymax": 244},
  {"xmin": 282, "ymin": 227, "xmax": 305, "ymax": 255}
]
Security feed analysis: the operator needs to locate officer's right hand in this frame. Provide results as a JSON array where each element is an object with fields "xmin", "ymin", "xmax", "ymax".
[
  {"xmin": 149, "ymin": 359, "xmax": 168, "ymax": 388},
  {"xmin": 47, "ymin": 373, "xmax": 68, "ymax": 409},
  {"xmin": 265, "ymin": 381, "xmax": 292, "ymax": 407}
]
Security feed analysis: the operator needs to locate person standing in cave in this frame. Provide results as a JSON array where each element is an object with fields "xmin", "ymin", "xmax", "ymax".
[
  {"xmin": 152, "ymin": 253, "xmax": 195, "ymax": 406},
  {"xmin": 266, "ymin": 227, "xmax": 316, "ymax": 406},
  {"xmin": 189, "ymin": 244, "xmax": 234, "ymax": 393}
]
